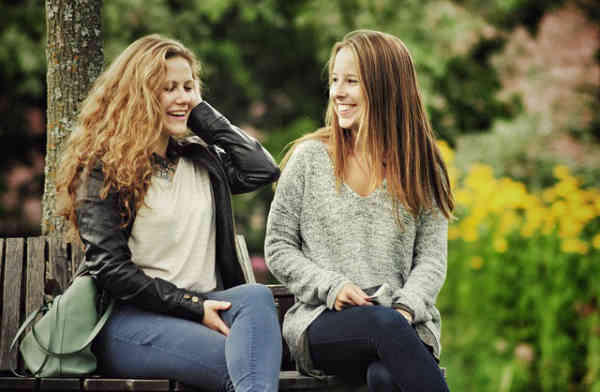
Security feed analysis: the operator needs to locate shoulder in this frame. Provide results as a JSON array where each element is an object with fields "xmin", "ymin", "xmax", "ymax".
[
  {"xmin": 418, "ymin": 204, "xmax": 449, "ymax": 228},
  {"xmin": 286, "ymin": 139, "xmax": 328, "ymax": 169}
]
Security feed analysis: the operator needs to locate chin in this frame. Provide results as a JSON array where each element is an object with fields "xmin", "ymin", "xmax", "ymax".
[
  {"xmin": 165, "ymin": 126, "xmax": 188, "ymax": 137},
  {"xmin": 338, "ymin": 120, "xmax": 358, "ymax": 131}
]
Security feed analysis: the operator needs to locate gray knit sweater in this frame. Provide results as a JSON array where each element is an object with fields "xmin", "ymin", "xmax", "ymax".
[{"xmin": 265, "ymin": 140, "xmax": 448, "ymax": 374}]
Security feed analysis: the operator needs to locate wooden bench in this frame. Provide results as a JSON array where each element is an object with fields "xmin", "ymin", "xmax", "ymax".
[
  {"xmin": 0, "ymin": 236, "xmax": 444, "ymax": 391},
  {"xmin": 0, "ymin": 236, "xmax": 349, "ymax": 391}
]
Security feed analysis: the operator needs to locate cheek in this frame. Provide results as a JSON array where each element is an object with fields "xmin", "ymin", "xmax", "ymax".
[{"xmin": 159, "ymin": 92, "xmax": 172, "ymax": 109}]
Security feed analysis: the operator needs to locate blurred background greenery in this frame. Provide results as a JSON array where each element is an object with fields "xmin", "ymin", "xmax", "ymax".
[{"xmin": 1, "ymin": 0, "xmax": 598, "ymax": 390}]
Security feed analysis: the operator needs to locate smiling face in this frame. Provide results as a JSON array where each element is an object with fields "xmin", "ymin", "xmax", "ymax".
[
  {"xmin": 159, "ymin": 56, "xmax": 196, "ymax": 139},
  {"xmin": 330, "ymin": 46, "xmax": 365, "ymax": 132}
]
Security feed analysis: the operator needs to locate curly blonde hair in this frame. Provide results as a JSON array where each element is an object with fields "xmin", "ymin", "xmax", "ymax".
[{"xmin": 56, "ymin": 34, "xmax": 201, "ymax": 242}]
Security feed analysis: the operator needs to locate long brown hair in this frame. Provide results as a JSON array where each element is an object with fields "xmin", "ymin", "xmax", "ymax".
[
  {"xmin": 56, "ymin": 34, "xmax": 202, "ymax": 242},
  {"xmin": 280, "ymin": 29, "xmax": 454, "ymax": 219}
]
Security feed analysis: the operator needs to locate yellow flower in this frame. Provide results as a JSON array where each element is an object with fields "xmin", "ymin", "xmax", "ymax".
[
  {"xmin": 553, "ymin": 165, "xmax": 571, "ymax": 180},
  {"xmin": 493, "ymin": 236, "xmax": 508, "ymax": 253},
  {"xmin": 455, "ymin": 189, "xmax": 473, "ymax": 207},
  {"xmin": 542, "ymin": 188, "xmax": 556, "ymax": 203},
  {"xmin": 463, "ymin": 227, "xmax": 479, "ymax": 242},
  {"xmin": 499, "ymin": 210, "xmax": 519, "ymax": 235},
  {"xmin": 448, "ymin": 226, "xmax": 460, "ymax": 240},
  {"xmin": 561, "ymin": 238, "xmax": 589, "ymax": 254},
  {"xmin": 437, "ymin": 140, "xmax": 454, "ymax": 165},
  {"xmin": 593, "ymin": 234, "xmax": 600, "ymax": 250},
  {"xmin": 470, "ymin": 256, "xmax": 484, "ymax": 270}
]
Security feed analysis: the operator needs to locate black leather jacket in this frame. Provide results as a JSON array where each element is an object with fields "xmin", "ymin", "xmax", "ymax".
[{"xmin": 75, "ymin": 101, "xmax": 280, "ymax": 323}]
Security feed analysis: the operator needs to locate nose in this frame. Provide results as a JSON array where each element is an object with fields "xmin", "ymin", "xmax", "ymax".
[
  {"xmin": 331, "ymin": 82, "xmax": 347, "ymax": 99},
  {"xmin": 175, "ymin": 87, "xmax": 191, "ymax": 104}
]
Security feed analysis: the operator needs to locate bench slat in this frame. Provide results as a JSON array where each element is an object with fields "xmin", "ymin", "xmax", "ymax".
[
  {"xmin": 0, "ymin": 375, "xmax": 38, "ymax": 390},
  {"xmin": 83, "ymin": 378, "xmax": 170, "ymax": 391},
  {"xmin": 48, "ymin": 237, "xmax": 72, "ymax": 295},
  {"xmin": 279, "ymin": 371, "xmax": 344, "ymax": 390},
  {"xmin": 39, "ymin": 377, "xmax": 81, "ymax": 390},
  {"xmin": 0, "ymin": 238, "xmax": 24, "ymax": 371},
  {"xmin": 26, "ymin": 236, "xmax": 46, "ymax": 317}
]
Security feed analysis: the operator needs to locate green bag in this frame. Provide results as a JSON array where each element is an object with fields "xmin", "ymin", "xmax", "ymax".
[{"xmin": 10, "ymin": 276, "xmax": 114, "ymax": 377}]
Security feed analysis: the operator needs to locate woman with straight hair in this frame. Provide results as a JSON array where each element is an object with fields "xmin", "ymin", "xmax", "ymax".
[
  {"xmin": 265, "ymin": 29, "xmax": 453, "ymax": 391},
  {"xmin": 56, "ymin": 34, "xmax": 282, "ymax": 392}
]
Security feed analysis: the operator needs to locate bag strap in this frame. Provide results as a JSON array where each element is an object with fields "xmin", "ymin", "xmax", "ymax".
[
  {"xmin": 29, "ymin": 298, "xmax": 115, "ymax": 357},
  {"xmin": 9, "ymin": 303, "xmax": 49, "ymax": 353},
  {"xmin": 8, "ymin": 302, "xmax": 49, "ymax": 377}
]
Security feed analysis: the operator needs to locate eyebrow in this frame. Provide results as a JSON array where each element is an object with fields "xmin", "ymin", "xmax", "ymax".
[
  {"xmin": 331, "ymin": 72, "xmax": 359, "ymax": 78},
  {"xmin": 164, "ymin": 79, "xmax": 194, "ymax": 86}
]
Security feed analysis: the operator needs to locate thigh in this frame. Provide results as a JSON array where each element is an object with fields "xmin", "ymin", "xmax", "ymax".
[
  {"xmin": 307, "ymin": 306, "xmax": 385, "ymax": 376},
  {"xmin": 94, "ymin": 303, "xmax": 229, "ymax": 391}
]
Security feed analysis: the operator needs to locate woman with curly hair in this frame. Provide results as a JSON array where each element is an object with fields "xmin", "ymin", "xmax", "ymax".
[
  {"xmin": 265, "ymin": 30, "xmax": 452, "ymax": 391},
  {"xmin": 57, "ymin": 34, "xmax": 282, "ymax": 392}
]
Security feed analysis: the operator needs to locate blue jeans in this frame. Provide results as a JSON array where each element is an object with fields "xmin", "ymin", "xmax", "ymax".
[
  {"xmin": 93, "ymin": 284, "xmax": 282, "ymax": 392},
  {"xmin": 307, "ymin": 306, "xmax": 449, "ymax": 392}
]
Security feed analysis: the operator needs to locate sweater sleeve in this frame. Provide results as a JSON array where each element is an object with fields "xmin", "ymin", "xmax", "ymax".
[
  {"xmin": 391, "ymin": 207, "xmax": 448, "ymax": 323},
  {"xmin": 265, "ymin": 142, "xmax": 351, "ymax": 308}
]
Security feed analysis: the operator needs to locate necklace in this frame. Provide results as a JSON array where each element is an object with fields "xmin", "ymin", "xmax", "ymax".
[{"xmin": 151, "ymin": 153, "xmax": 178, "ymax": 181}]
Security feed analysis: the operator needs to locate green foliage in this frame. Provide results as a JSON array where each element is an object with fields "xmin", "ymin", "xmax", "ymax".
[
  {"xmin": 440, "ymin": 225, "xmax": 600, "ymax": 391},
  {"xmin": 1, "ymin": 2, "xmax": 599, "ymax": 389},
  {"xmin": 0, "ymin": 0, "xmax": 45, "ymax": 171},
  {"xmin": 455, "ymin": 0, "xmax": 568, "ymax": 33},
  {"xmin": 430, "ymin": 36, "xmax": 522, "ymax": 143}
]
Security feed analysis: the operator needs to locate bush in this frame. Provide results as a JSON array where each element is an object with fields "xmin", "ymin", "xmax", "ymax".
[{"xmin": 438, "ymin": 141, "xmax": 600, "ymax": 391}]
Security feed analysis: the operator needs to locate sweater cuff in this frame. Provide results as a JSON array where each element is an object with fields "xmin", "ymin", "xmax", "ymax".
[
  {"xmin": 326, "ymin": 278, "xmax": 352, "ymax": 310},
  {"xmin": 392, "ymin": 290, "xmax": 427, "ymax": 323}
]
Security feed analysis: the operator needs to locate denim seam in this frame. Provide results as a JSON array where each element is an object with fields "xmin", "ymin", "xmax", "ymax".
[{"xmin": 109, "ymin": 334, "xmax": 229, "ymax": 383}]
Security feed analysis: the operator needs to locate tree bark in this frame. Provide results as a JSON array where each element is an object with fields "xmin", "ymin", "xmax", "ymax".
[{"xmin": 43, "ymin": 0, "xmax": 103, "ymax": 237}]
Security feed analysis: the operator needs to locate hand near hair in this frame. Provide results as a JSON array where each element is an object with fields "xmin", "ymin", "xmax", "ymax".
[
  {"xmin": 334, "ymin": 283, "xmax": 373, "ymax": 311},
  {"xmin": 202, "ymin": 300, "xmax": 231, "ymax": 336},
  {"xmin": 191, "ymin": 79, "xmax": 203, "ymax": 108}
]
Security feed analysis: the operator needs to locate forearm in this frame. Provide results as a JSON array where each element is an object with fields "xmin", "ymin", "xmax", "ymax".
[
  {"xmin": 187, "ymin": 101, "xmax": 280, "ymax": 192},
  {"xmin": 391, "ymin": 208, "xmax": 448, "ymax": 323},
  {"xmin": 265, "ymin": 209, "xmax": 350, "ymax": 308}
]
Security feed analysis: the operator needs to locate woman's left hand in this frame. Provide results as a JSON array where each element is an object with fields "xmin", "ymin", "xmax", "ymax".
[
  {"xmin": 191, "ymin": 79, "xmax": 203, "ymax": 108},
  {"xmin": 396, "ymin": 308, "xmax": 413, "ymax": 323}
]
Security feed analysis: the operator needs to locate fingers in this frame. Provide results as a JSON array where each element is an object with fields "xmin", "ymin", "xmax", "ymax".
[
  {"xmin": 202, "ymin": 300, "xmax": 232, "ymax": 336},
  {"xmin": 214, "ymin": 318, "xmax": 231, "ymax": 336},
  {"xmin": 334, "ymin": 283, "xmax": 373, "ymax": 311},
  {"xmin": 210, "ymin": 300, "xmax": 231, "ymax": 310},
  {"xmin": 192, "ymin": 79, "xmax": 203, "ymax": 106},
  {"xmin": 396, "ymin": 308, "xmax": 413, "ymax": 323}
]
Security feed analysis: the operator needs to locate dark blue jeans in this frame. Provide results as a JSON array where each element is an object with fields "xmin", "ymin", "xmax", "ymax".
[
  {"xmin": 93, "ymin": 284, "xmax": 282, "ymax": 392},
  {"xmin": 307, "ymin": 306, "xmax": 449, "ymax": 392}
]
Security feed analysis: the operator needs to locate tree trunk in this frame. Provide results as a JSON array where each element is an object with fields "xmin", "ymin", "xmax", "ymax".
[{"xmin": 43, "ymin": 0, "xmax": 103, "ymax": 237}]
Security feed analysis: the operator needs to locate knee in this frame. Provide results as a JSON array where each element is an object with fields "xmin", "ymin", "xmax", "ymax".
[
  {"xmin": 240, "ymin": 283, "xmax": 275, "ymax": 309},
  {"xmin": 367, "ymin": 361, "xmax": 396, "ymax": 392},
  {"xmin": 365, "ymin": 306, "xmax": 408, "ymax": 333}
]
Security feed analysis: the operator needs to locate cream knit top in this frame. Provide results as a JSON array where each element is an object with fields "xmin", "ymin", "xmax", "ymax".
[{"xmin": 128, "ymin": 157, "xmax": 217, "ymax": 293}]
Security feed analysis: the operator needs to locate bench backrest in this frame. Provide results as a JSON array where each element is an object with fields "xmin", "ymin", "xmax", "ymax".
[
  {"xmin": 0, "ymin": 236, "xmax": 295, "ymax": 372},
  {"xmin": 0, "ymin": 236, "xmax": 84, "ymax": 371}
]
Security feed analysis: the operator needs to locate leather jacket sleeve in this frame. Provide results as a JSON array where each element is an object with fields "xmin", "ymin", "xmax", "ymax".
[
  {"xmin": 76, "ymin": 165, "xmax": 206, "ymax": 322},
  {"xmin": 187, "ymin": 101, "xmax": 280, "ymax": 194}
]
